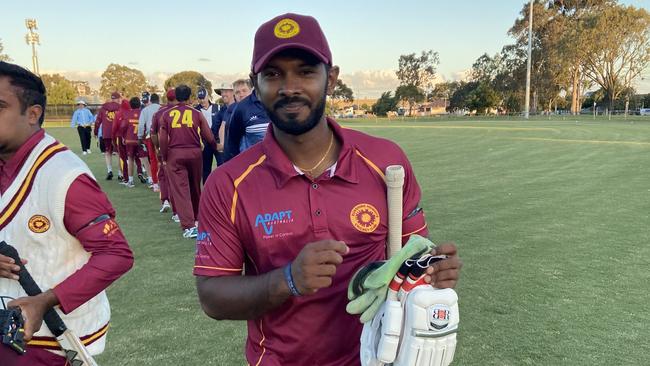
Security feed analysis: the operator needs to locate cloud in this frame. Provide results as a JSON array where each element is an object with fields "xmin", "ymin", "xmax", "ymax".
[
  {"xmin": 338, "ymin": 70, "xmax": 455, "ymax": 98},
  {"xmin": 38, "ymin": 66, "xmax": 496, "ymax": 100},
  {"xmin": 41, "ymin": 69, "xmax": 103, "ymax": 85},
  {"xmin": 449, "ymin": 69, "xmax": 472, "ymax": 82},
  {"xmin": 197, "ymin": 58, "xmax": 211, "ymax": 62},
  {"xmin": 128, "ymin": 61, "xmax": 139, "ymax": 66}
]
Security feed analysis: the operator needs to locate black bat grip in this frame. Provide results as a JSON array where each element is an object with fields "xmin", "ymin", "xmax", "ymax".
[{"xmin": 0, "ymin": 241, "xmax": 68, "ymax": 337}]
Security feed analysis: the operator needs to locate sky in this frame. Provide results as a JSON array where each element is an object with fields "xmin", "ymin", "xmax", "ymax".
[{"xmin": 1, "ymin": 0, "xmax": 648, "ymax": 98}]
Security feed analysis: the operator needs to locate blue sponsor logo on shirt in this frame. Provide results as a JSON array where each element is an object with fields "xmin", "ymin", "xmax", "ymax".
[
  {"xmin": 255, "ymin": 210, "xmax": 293, "ymax": 235},
  {"xmin": 197, "ymin": 231, "xmax": 210, "ymax": 241},
  {"xmin": 196, "ymin": 231, "xmax": 212, "ymax": 255}
]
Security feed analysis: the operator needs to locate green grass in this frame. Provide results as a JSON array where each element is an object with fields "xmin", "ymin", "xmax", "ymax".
[{"xmin": 47, "ymin": 116, "xmax": 650, "ymax": 365}]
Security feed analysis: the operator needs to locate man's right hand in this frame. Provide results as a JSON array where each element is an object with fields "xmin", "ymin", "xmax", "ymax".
[
  {"xmin": 0, "ymin": 255, "xmax": 26, "ymax": 280},
  {"xmin": 291, "ymin": 240, "xmax": 348, "ymax": 295}
]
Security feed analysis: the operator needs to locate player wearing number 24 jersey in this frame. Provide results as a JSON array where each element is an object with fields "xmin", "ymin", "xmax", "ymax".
[{"xmin": 159, "ymin": 86, "xmax": 216, "ymax": 237}]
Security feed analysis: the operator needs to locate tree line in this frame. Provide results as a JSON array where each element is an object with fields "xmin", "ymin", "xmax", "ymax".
[{"xmin": 373, "ymin": 0, "xmax": 650, "ymax": 116}]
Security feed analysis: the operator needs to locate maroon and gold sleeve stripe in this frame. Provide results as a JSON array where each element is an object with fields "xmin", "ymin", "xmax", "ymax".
[
  {"xmin": 27, "ymin": 322, "xmax": 109, "ymax": 350},
  {"xmin": 0, "ymin": 142, "xmax": 67, "ymax": 231}
]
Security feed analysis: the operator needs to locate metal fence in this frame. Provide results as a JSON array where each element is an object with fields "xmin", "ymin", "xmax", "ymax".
[{"xmin": 45, "ymin": 104, "xmax": 102, "ymax": 120}]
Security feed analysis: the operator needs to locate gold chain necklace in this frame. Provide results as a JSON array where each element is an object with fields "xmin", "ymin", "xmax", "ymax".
[{"xmin": 294, "ymin": 132, "xmax": 334, "ymax": 174}]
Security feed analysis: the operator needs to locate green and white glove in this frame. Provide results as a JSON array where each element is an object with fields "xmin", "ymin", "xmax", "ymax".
[{"xmin": 346, "ymin": 235, "xmax": 435, "ymax": 323}]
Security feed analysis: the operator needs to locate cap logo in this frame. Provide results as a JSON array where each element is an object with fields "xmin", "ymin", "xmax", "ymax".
[
  {"xmin": 350, "ymin": 203, "xmax": 380, "ymax": 233},
  {"xmin": 274, "ymin": 18, "xmax": 300, "ymax": 39},
  {"xmin": 28, "ymin": 215, "xmax": 50, "ymax": 233}
]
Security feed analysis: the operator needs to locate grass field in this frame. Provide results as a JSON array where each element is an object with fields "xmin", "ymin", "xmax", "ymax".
[{"xmin": 46, "ymin": 116, "xmax": 650, "ymax": 365}]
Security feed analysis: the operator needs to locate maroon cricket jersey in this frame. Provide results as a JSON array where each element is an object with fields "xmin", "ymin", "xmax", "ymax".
[
  {"xmin": 93, "ymin": 101, "xmax": 119, "ymax": 139},
  {"xmin": 151, "ymin": 103, "xmax": 174, "ymax": 135},
  {"xmin": 122, "ymin": 109, "xmax": 141, "ymax": 144},
  {"xmin": 0, "ymin": 130, "xmax": 133, "ymax": 314},
  {"xmin": 194, "ymin": 118, "xmax": 428, "ymax": 366},
  {"xmin": 160, "ymin": 103, "xmax": 206, "ymax": 149},
  {"xmin": 159, "ymin": 103, "xmax": 215, "ymax": 161}
]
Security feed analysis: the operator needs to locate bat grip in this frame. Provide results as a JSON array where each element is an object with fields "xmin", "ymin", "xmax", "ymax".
[
  {"xmin": 385, "ymin": 165, "xmax": 405, "ymax": 259},
  {"xmin": 0, "ymin": 241, "xmax": 68, "ymax": 337}
]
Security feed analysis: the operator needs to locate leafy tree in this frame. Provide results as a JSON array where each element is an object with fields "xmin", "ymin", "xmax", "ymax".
[
  {"xmin": 432, "ymin": 81, "xmax": 460, "ymax": 101},
  {"xmin": 493, "ymin": 45, "xmax": 528, "ymax": 113},
  {"xmin": 0, "ymin": 39, "xmax": 11, "ymax": 62},
  {"xmin": 164, "ymin": 71, "xmax": 212, "ymax": 101},
  {"xmin": 40, "ymin": 74, "xmax": 76, "ymax": 105},
  {"xmin": 581, "ymin": 5, "xmax": 650, "ymax": 109},
  {"xmin": 448, "ymin": 81, "xmax": 479, "ymax": 112},
  {"xmin": 509, "ymin": 1, "xmax": 572, "ymax": 114},
  {"xmin": 100, "ymin": 63, "xmax": 148, "ymax": 100},
  {"xmin": 395, "ymin": 85, "xmax": 424, "ymax": 116},
  {"xmin": 546, "ymin": 0, "xmax": 618, "ymax": 113},
  {"xmin": 581, "ymin": 88, "xmax": 605, "ymax": 109},
  {"xmin": 471, "ymin": 53, "xmax": 503, "ymax": 84},
  {"xmin": 331, "ymin": 79, "xmax": 354, "ymax": 103},
  {"xmin": 504, "ymin": 94, "xmax": 523, "ymax": 113},
  {"xmin": 467, "ymin": 83, "xmax": 500, "ymax": 115},
  {"xmin": 396, "ymin": 50, "xmax": 439, "ymax": 90},
  {"xmin": 371, "ymin": 91, "xmax": 398, "ymax": 117},
  {"xmin": 643, "ymin": 93, "xmax": 650, "ymax": 108}
]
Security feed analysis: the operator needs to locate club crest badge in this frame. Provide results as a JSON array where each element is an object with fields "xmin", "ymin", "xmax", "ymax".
[
  {"xmin": 274, "ymin": 18, "xmax": 300, "ymax": 39},
  {"xmin": 28, "ymin": 215, "xmax": 50, "ymax": 233},
  {"xmin": 350, "ymin": 203, "xmax": 380, "ymax": 233}
]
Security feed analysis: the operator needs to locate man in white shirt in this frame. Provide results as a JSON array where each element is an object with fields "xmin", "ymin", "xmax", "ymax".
[{"xmin": 138, "ymin": 93, "xmax": 161, "ymax": 191}]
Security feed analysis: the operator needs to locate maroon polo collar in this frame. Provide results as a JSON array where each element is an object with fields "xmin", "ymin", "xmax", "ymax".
[{"xmin": 261, "ymin": 117, "xmax": 359, "ymax": 188}]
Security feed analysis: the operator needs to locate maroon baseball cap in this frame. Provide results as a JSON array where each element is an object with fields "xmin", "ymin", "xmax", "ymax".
[
  {"xmin": 166, "ymin": 89, "xmax": 176, "ymax": 101},
  {"xmin": 251, "ymin": 13, "xmax": 332, "ymax": 74},
  {"xmin": 111, "ymin": 92, "xmax": 121, "ymax": 99}
]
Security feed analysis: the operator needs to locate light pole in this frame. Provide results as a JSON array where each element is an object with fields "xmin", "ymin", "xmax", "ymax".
[
  {"xmin": 524, "ymin": 0, "xmax": 533, "ymax": 119},
  {"xmin": 25, "ymin": 19, "xmax": 40, "ymax": 75}
]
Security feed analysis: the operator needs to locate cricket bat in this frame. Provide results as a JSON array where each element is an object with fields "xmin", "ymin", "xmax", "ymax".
[
  {"xmin": 385, "ymin": 165, "xmax": 405, "ymax": 259},
  {"xmin": 0, "ymin": 241, "xmax": 99, "ymax": 366}
]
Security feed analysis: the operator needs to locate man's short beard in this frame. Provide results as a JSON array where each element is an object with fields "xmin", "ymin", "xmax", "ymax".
[{"xmin": 268, "ymin": 85, "xmax": 328, "ymax": 136}]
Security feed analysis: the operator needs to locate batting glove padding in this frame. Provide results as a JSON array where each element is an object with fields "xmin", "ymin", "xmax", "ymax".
[
  {"xmin": 360, "ymin": 287, "xmax": 459, "ymax": 366},
  {"xmin": 347, "ymin": 235, "xmax": 434, "ymax": 322}
]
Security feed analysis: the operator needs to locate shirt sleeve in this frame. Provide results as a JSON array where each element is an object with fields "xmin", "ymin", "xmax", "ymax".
[
  {"xmin": 159, "ymin": 117, "xmax": 169, "ymax": 161},
  {"xmin": 93, "ymin": 109, "xmax": 103, "ymax": 136},
  {"xmin": 84, "ymin": 109, "xmax": 93, "ymax": 124},
  {"xmin": 211, "ymin": 109, "xmax": 223, "ymax": 142},
  {"xmin": 137, "ymin": 109, "xmax": 146, "ymax": 139},
  {"xmin": 194, "ymin": 173, "xmax": 244, "ymax": 277},
  {"xmin": 151, "ymin": 111, "xmax": 160, "ymax": 135},
  {"xmin": 199, "ymin": 112, "xmax": 217, "ymax": 150},
  {"xmin": 225, "ymin": 105, "xmax": 244, "ymax": 161},
  {"xmin": 70, "ymin": 110, "xmax": 78, "ymax": 128},
  {"xmin": 53, "ymin": 174, "xmax": 134, "ymax": 314}
]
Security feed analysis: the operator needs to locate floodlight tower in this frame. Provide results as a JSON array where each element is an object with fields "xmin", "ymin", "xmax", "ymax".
[
  {"xmin": 25, "ymin": 19, "xmax": 41, "ymax": 75},
  {"xmin": 524, "ymin": 0, "xmax": 533, "ymax": 119}
]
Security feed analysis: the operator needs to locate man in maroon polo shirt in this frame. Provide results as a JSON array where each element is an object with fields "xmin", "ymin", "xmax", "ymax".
[
  {"xmin": 120, "ymin": 97, "xmax": 146, "ymax": 188},
  {"xmin": 159, "ymin": 85, "xmax": 216, "ymax": 238},
  {"xmin": 194, "ymin": 14, "xmax": 463, "ymax": 366},
  {"xmin": 0, "ymin": 61, "xmax": 133, "ymax": 365},
  {"xmin": 93, "ymin": 91, "xmax": 121, "ymax": 180},
  {"xmin": 151, "ymin": 89, "xmax": 177, "ymax": 215}
]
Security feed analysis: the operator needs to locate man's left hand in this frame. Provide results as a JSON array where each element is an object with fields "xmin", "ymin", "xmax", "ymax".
[
  {"xmin": 7, "ymin": 290, "xmax": 59, "ymax": 341},
  {"xmin": 424, "ymin": 242, "xmax": 462, "ymax": 289}
]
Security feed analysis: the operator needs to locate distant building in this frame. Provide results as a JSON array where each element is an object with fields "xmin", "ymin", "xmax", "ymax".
[
  {"xmin": 72, "ymin": 81, "xmax": 102, "ymax": 103},
  {"xmin": 417, "ymin": 98, "xmax": 448, "ymax": 115},
  {"xmin": 72, "ymin": 80, "xmax": 92, "ymax": 96}
]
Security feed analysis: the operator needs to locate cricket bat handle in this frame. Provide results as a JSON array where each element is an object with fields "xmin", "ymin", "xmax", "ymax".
[
  {"xmin": 0, "ymin": 241, "xmax": 99, "ymax": 366},
  {"xmin": 385, "ymin": 165, "xmax": 405, "ymax": 259}
]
